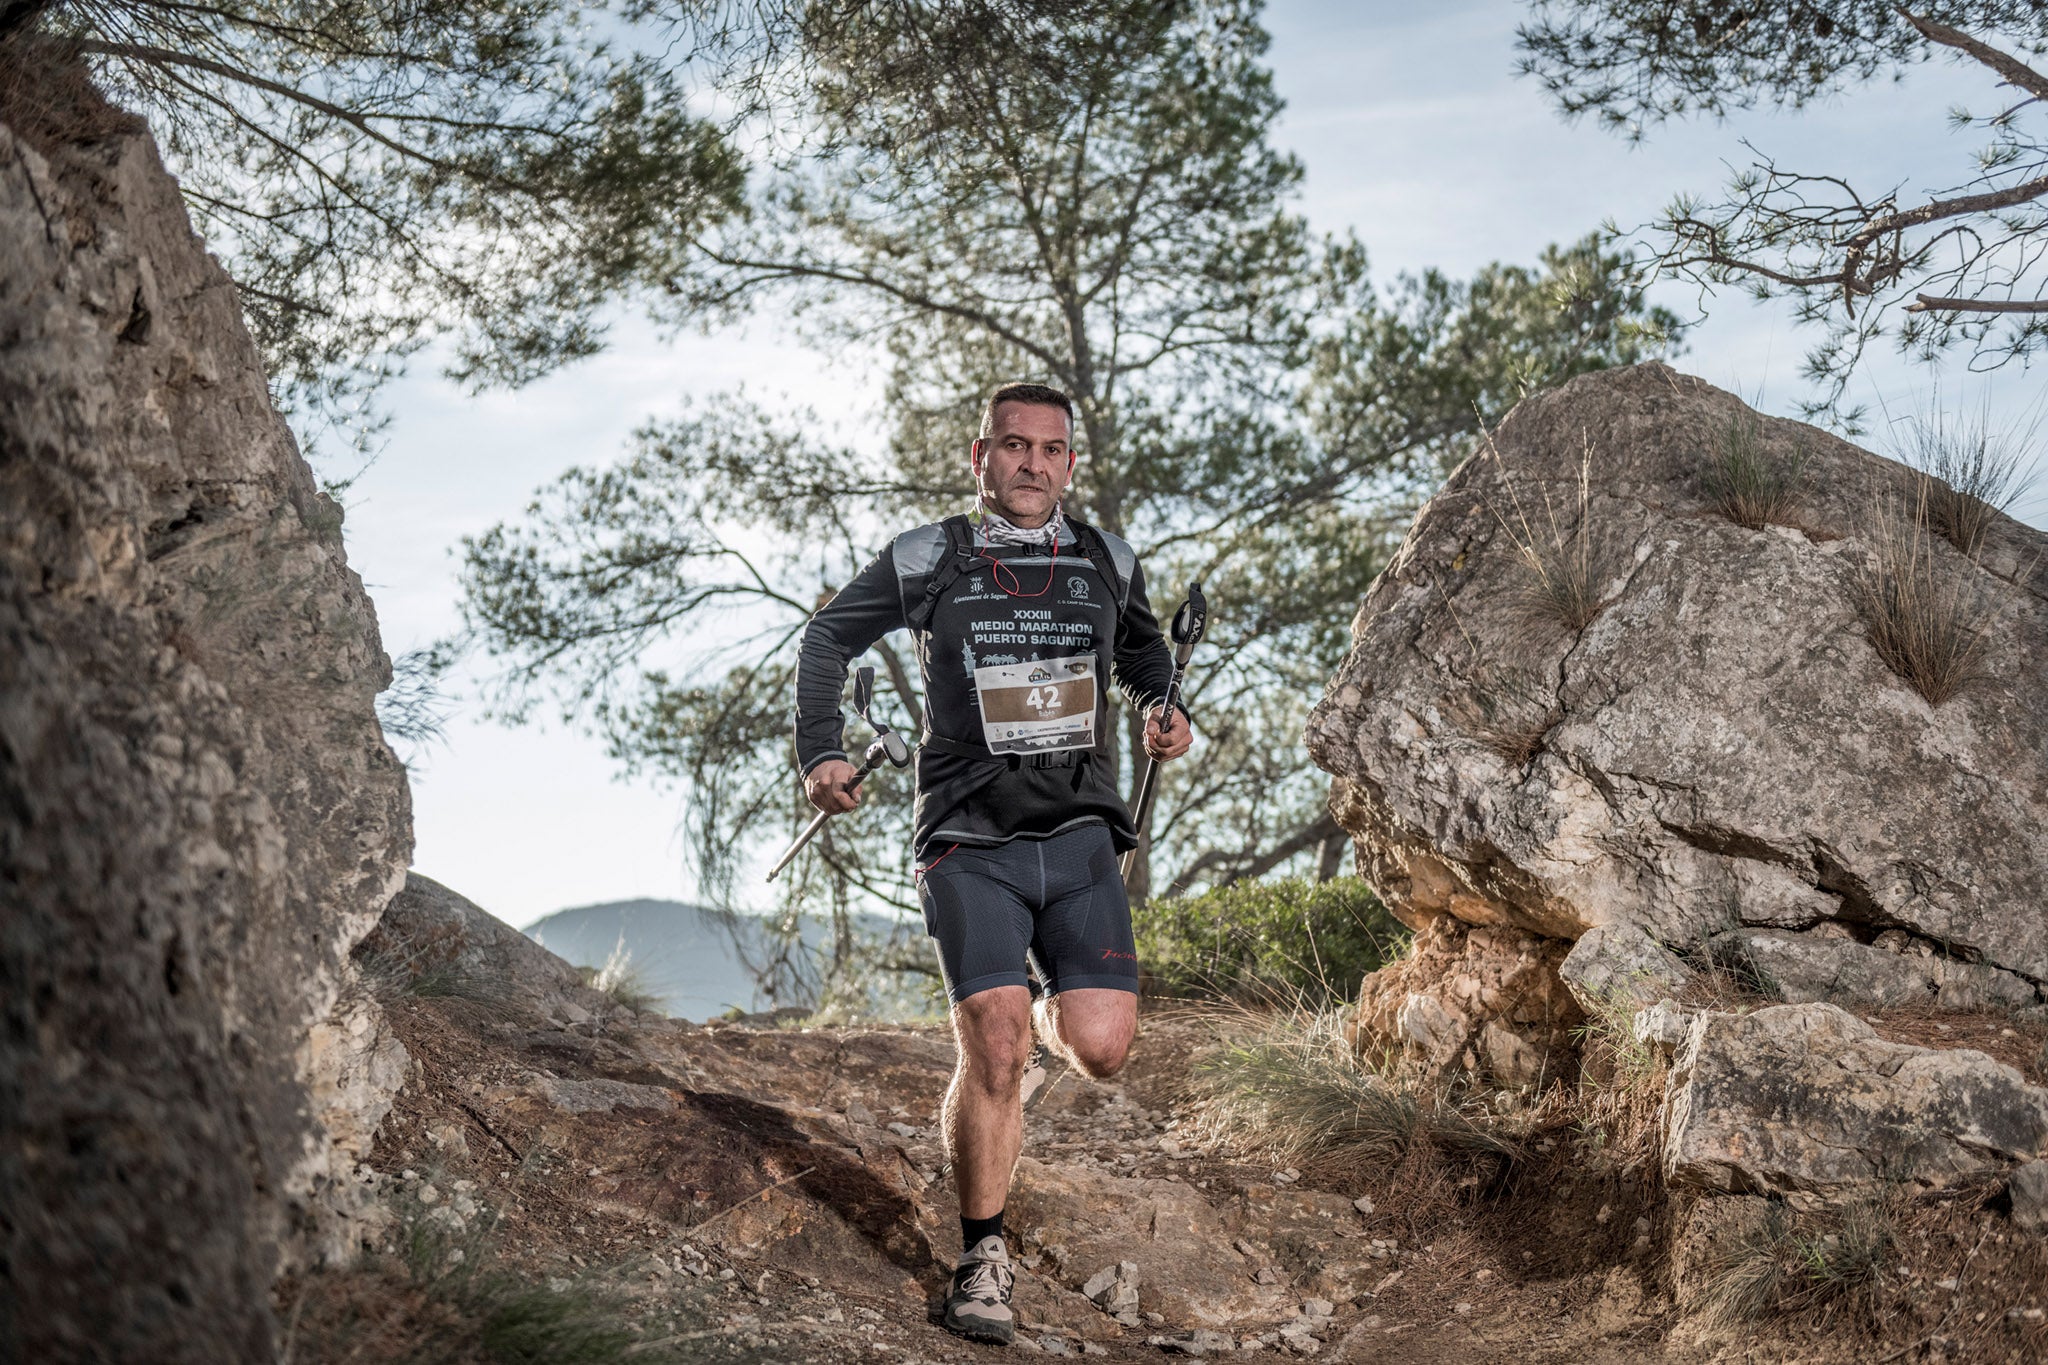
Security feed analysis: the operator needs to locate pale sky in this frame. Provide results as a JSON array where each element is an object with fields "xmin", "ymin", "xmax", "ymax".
[{"xmin": 336, "ymin": 1, "xmax": 2046, "ymax": 929}]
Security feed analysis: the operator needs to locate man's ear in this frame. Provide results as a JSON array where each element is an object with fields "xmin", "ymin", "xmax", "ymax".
[{"xmin": 970, "ymin": 438, "xmax": 985, "ymax": 474}]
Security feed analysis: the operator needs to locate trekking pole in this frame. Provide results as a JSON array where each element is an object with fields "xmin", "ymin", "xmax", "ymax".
[
  {"xmin": 1120, "ymin": 580, "xmax": 1208, "ymax": 882},
  {"xmin": 765, "ymin": 665, "xmax": 911, "ymax": 884}
]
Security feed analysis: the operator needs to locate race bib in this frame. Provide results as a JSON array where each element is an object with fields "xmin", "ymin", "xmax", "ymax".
[{"xmin": 973, "ymin": 655, "xmax": 1098, "ymax": 755}]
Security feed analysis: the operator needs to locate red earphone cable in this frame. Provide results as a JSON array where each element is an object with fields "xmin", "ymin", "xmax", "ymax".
[{"xmin": 982, "ymin": 532, "xmax": 1058, "ymax": 598}]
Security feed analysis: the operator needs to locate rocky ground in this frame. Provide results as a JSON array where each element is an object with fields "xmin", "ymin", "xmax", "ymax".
[{"xmin": 277, "ymin": 938, "xmax": 2048, "ymax": 1365}]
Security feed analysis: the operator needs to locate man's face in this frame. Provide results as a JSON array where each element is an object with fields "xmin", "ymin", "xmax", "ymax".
[{"xmin": 973, "ymin": 401, "xmax": 1074, "ymax": 528}]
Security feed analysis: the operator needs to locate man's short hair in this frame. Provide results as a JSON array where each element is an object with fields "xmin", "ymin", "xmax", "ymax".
[{"xmin": 977, "ymin": 382, "xmax": 1075, "ymax": 441}]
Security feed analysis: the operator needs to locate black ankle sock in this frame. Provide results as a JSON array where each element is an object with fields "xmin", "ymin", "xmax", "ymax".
[{"xmin": 961, "ymin": 1211, "xmax": 1004, "ymax": 1249}]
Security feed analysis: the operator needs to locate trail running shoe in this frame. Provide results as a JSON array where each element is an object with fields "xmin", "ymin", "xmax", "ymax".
[
  {"xmin": 1020, "ymin": 1041, "xmax": 1065, "ymax": 1112},
  {"xmin": 942, "ymin": 1234, "xmax": 1016, "ymax": 1345}
]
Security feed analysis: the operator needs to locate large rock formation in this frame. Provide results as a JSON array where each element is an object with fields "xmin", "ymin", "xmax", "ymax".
[
  {"xmin": 0, "ymin": 101, "xmax": 410, "ymax": 1361},
  {"xmin": 1308, "ymin": 363, "xmax": 2048, "ymax": 1081}
]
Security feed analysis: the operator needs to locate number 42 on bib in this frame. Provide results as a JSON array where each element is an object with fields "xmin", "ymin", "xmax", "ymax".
[{"xmin": 972, "ymin": 655, "xmax": 1097, "ymax": 755}]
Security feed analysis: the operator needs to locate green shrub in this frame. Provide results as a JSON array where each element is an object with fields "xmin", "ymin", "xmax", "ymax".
[{"xmin": 1135, "ymin": 875, "xmax": 1405, "ymax": 1004}]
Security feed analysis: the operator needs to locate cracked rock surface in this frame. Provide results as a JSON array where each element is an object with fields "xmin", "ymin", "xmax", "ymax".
[
  {"xmin": 1663, "ymin": 1003, "xmax": 2048, "ymax": 1205},
  {"xmin": 1307, "ymin": 363, "xmax": 2048, "ymax": 1078},
  {"xmin": 1, "ymin": 112, "xmax": 410, "ymax": 1361}
]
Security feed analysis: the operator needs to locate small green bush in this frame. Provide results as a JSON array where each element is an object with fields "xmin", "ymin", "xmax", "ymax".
[{"xmin": 1135, "ymin": 875, "xmax": 1405, "ymax": 1005}]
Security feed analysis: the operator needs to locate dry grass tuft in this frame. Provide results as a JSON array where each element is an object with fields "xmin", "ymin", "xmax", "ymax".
[
  {"xmin": 1188, "ymin": 1005, "xmax": 1520, "ymax": 1182},
  {"xmin": 1694, "ymin": 1194, "xmax": 1898, "ymax": 1330},
  {"xmin": 1443, "ymin": 661, "xmax": 1563, "ymax": 766},
  {"xmin": 1570, "ymin": 987, "xmax": 1669, "ymax": 1162},
  {"xmin": 354, "ymin": 938, "xmax": 517, "ymax": 1010},
  {"xmin": 0, "ymin": 35, "xmax": 145, "ymax": 160},
  {"xmin": 1433, "ymin": 592, "xmax": 1565, "ymax": 767},
  {"xmin": 1853, "ymin": 484, "xmax": 1994, "ymax": 707},
  {"xmin": 1701, "ymin": 410, "xmax": 1807, "ymax": 530},
  {"xmin": 1894, "ymin": 405, "xmax": 2038, "ymax": 558},
  {"xmin": 1671, "ymin": 918, "xmax": 1785, "ymax": 1010},
  {"xmin": 581, "ymin": 939, "xmax": 665, "ymax": 1016},
  {"xmin": 284, "ymin": 1162, "xmax": 674, "ymax": 1365},
  {"xmin": 1484, "ymin": 434, "xmax": 1616, "ymax": 632},
  {"xmin": 387, "ymin": 1175, "xmax": 659, "ymax": 1365}
]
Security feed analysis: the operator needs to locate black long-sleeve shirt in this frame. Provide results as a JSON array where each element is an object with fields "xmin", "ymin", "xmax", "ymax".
[{"xmin": 794, "ymin": 516, "xmax": 1177, "ymax": 857}]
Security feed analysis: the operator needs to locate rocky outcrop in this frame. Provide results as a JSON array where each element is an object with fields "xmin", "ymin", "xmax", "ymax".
[
  {"xmin": 0, "ymin": 103, "xmax": 410, "ymax": 1363},
  {"xmin": 1308, "ymin": 363, "xmax": 2048, "ymax": 1073},
  {"xmin": 356, "ymin": 872, "xmax": 606, "ymax": 1023},
  {"xmin": 1342, "ymin": 916, "xmax": 1581, "ymax": 1087},
  {"xmin": 1662, "ymin": 1004, "xmax": 2048, "ymax": 1206}
]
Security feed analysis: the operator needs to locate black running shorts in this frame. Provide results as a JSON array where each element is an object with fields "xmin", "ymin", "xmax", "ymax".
[{"xmin": 915, "ymin": 822, "xmax": 1140, "ymax": 1004}]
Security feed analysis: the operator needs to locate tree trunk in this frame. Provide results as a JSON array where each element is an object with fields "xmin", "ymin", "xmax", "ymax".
[{"xmin": 1316, "ymin": 831, "xmax": 1349, "ymax": 881}]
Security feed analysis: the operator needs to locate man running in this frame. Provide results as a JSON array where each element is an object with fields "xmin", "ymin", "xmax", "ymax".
[{"xmin": 793, "ymin": 381, "xmax": 1193, "ymax": 1346}]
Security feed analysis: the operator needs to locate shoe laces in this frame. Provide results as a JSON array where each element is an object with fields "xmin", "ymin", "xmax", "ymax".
[{"xmin": 959, "ymin": 1253, "xmax": 1014, "ymax": 1302}]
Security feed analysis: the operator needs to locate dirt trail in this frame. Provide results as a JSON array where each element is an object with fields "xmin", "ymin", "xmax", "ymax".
[{"xmin": 287, "ymin": 993, "xmax": 1711, "ymax": 1364}]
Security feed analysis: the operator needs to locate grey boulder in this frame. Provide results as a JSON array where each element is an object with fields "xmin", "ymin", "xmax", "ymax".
[
  {"xmin": 2010, "ymin": 1161, "xmax": 2048, "ymax": 1235},
  {"xmin": 356, "ymin": 871, "xmax": 607, "ymax": 1022},
  {"xmin": 1308, "ymin": 363, "xmax": 2048, "ymax": 1072},
  {"xmin": 1663, "ymin": 1004, "xmax": 2048, "ymax": 1206},
  {"xmin": 1738, "ymin": 927, "xmax": 2040, "ymax": 1014}
]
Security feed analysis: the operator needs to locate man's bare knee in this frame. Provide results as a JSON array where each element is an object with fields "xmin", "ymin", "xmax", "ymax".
[
  {"xmin": 953, "ymin": 988, "xmax": 1033, "ymax": 1096},
  {"xmin": 961, "ymin": 1039, "xmax": 1031, "ymax": 1096},
  {"xmin": 1068, "ymin": 1038, "xmax": 1129, "ymax": 1079},
  {"xmin": 1041, "ymin": 989, "xmax": 1135, "ymax": 1079}
]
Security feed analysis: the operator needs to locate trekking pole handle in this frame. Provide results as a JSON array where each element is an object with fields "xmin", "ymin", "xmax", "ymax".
[
  {"xmin": 1148, "ymin": 578, "xmax": 1207, "ymax": 736},
  {"xmin": 764, "ymin": 729, "xmax": 911, "ymax": 884}
]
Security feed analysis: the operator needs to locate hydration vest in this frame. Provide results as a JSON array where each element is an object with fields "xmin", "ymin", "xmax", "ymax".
[
  {"xmin": 902, "ymin": 512, "xmax": 1135, "ymax": 635},
  {"xmin": 892, "ymin": 511, "xmax": 1138, "ymax": 769}
]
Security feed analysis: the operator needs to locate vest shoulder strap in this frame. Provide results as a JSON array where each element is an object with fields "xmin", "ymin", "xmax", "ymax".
[
  {"xmin": 904, "ymin": 514, "xmax": 975, "ymax": 633},
  {"xmin": 902, "ymin": 512, "xmax": 1134, "ymax": 632},
  {"xmin": 1061, "ymin": 513, "xmax": 1134, "ymax": 616}
]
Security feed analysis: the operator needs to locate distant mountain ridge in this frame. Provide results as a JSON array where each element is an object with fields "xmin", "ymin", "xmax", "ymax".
[{"xmin": 522, "ymin": 898, "xmax": 916, "ymax": 1022}]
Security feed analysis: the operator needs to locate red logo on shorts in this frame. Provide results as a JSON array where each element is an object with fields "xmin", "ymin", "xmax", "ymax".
[{"xmin": 1101, "ymin": 948, "xmax": 1136, "ymax": 961}]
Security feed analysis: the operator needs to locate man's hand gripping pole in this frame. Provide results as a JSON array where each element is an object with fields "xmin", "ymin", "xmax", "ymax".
[
  {"xmin": 1121, "ymin": 580, "xmax": 1207, "ymax": 882},
  {"xmin": 766, "ymin": 665, "xmax": 911, "ymax": 884}
]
